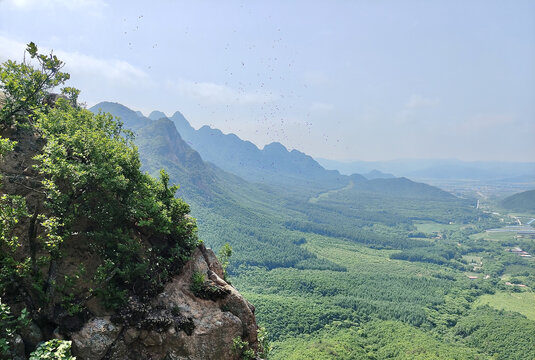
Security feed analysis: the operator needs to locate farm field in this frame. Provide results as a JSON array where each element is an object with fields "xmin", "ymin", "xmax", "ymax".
[
  {"xmin": 474, "ymin": 291, "xmax": 535, "ymax": 320},
  {"xmin": 414, "ymin": 221, "xmax": 465, "ymax": 233},
  {"xmin": 470, "ymin": 231, "xmax": 518, "ymax": 242}
]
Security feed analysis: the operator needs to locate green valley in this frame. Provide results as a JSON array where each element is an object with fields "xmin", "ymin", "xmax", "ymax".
[{"xmin": 96, "ymin": 102, "xmax": 535, "ymax": 359}]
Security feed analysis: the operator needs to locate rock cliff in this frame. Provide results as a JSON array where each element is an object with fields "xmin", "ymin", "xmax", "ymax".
[{"xmin": 70, "ymin": 245, "xmax": 259, "ymax": 360}]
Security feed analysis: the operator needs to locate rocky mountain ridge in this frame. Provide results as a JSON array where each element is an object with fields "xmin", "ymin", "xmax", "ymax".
[
  {"xmin": 91, "ymin": 102, "xmax": 461, "ymax": 202},
  {"xmin": 92, "ymin": 102, "xmax": 346, "ymax": 189}
]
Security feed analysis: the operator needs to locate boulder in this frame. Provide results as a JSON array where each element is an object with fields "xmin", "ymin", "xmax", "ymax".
[{"xmin": 71, "ymin": 317, "xmax": 122, "ymax": 360}]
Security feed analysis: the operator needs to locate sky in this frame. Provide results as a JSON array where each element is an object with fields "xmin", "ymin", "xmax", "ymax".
[{"xmin": 0, "ymin": 0, "xmax": 534, "ymax": 162}]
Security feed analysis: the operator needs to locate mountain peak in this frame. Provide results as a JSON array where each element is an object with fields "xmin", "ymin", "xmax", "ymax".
[
  {"xmin": 167, "ymin": 111, "xmax": 195, "ymax": 138},
  {"xmin": 199, "ymin": 125, "xmax": 223, "ymax": 135},
  {"xmin": 364, "ymin": 169, "xmax": 396, "ymax": 179},
  {"xmin": 171, "ymin": 110, "xmax": 187, "ymax": 120},
  {"xmin": 90, "ymin": 101, "xmax": 135, "ymax": 115},
  {"xmin": 89, "ymin": 101, "xmax": 151, "ymax": 130},
  {"xmin": 263, "ymin": 142, "xmax": 288, "ymax": 153},
  {"xmin": 148, "ymin": 110, "xmax": 167, "ymax": 120}
]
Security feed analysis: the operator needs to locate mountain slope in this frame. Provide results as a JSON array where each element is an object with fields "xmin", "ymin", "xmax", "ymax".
[
  {"xmin": 353, "ymin": 177, "xmax": 457, "ymax": 200},
  {"xmin": 87, "ymin": 102, "xmax": 510, "ymax": 360},
  {"xmin": 91, "ymin": 102, "xmax": 467, "ymax": 205},
  {"xmin": 89, "ymin": 102, "xmax": 346, "ymax": 272},
  {"xmin": 501, "ymin": 189, "xmax": 535, "ymax": 213},
  {"xmin": 92, "ymin": 102, "xmax": 346, "ymax": 190}
]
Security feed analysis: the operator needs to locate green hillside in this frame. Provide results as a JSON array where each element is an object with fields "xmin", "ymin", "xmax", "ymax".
[{"xmin": 501, "ymin": 189, "xmax": 535, "ymax": 213}]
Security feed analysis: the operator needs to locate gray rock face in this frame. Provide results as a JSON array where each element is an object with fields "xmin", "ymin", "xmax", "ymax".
[
  {"xmin": 69, "ymin": 246, "xmax": 259, "ymax": 360},
  {"xmin": 71, "ymin": 317, "xmax": 122, "ymax": 360}
]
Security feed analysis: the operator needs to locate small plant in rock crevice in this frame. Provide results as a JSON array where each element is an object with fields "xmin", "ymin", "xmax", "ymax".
[{"xmin": 190, "ymin": 271, "xmax": 229, "ymax": 300}]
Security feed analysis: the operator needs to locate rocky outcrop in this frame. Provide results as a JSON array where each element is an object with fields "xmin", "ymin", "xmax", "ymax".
[
  {"xmin": 71, "ymin": 318, "xmax": 122, "ymax": 359},
  {"xmin": 68, "ymin": 245, "xmax": 259, "ymax": 360}
]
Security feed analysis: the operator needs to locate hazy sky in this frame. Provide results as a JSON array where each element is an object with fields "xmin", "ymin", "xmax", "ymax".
[{"xmin": 1, "ymin": 0, "xmax": 534, "ymax": 161}]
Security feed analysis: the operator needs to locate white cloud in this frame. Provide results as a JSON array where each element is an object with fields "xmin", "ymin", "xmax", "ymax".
[
  {"xmin": 169, "ymin": 79, "xmax": 275, "ymax": 105},
  {"xmin": 60, "ymin": 51, "xmax": 148, "ymax": 85},
  {"xmin": 0, "ymin": 35, "xmax": 148, "ymax": 86},
  {"xmin": 405, "ymin": 94, "xmax": 440, "ymax": 109}
]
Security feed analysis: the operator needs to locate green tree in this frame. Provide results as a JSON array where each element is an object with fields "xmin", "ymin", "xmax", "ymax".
[
  {"xmin": 218, "ymin": 243, "xmax": 232, "ymax": 280},
  {"xmin": 0, "ymin": 41, "xmax": 69, "ymax": 128}
]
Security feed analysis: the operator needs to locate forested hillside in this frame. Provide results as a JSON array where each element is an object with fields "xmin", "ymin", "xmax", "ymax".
[{"xmin": 501, "ymin": 190, "xmax": 535, "ymax": 213}]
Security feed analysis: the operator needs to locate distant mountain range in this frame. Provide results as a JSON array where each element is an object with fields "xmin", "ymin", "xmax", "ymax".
[
  {"xmin": 362, "ymin": 169, "xmax": 395, "ymax": 180},
  {"xmin": 89, "ymin": 102, "xmax": 459, "ymax": 202},
  {"xmin": 317, "ymin": 158, "xmax": 535, "ymax": 182},
  {"xmin": 149, "ymin": 110, "xmax": 347, "ymax": 189}
]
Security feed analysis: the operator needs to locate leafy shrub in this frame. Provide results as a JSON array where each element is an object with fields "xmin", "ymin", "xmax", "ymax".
[
  {"xmin": 0, "ymin": 41, "xmax": 70, "ymax": 128},
  {"xmin": 232, "ymin": 336, "xmax": 255, "ymax": 360},
  {"xmin": 190, "ymin": 271, "xmax": 229, "ymax": 300},
  {"xmin": 217, "ymin": 243, "xmax": 232, "ymax": 281},
  {"xmin": 190, "ymin": 271, "xmax": 206, "ymax": 295},
  {"xmin": 29, "ymin": 339, "xmax": 75, "ymax": 360},
  {"xmin": 257, "ymin": 326, "xmax": 272, "ymax": 359},
  {"xmin": 0, "ymin": 299, "xmax": 30, "ymax": 359}
]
